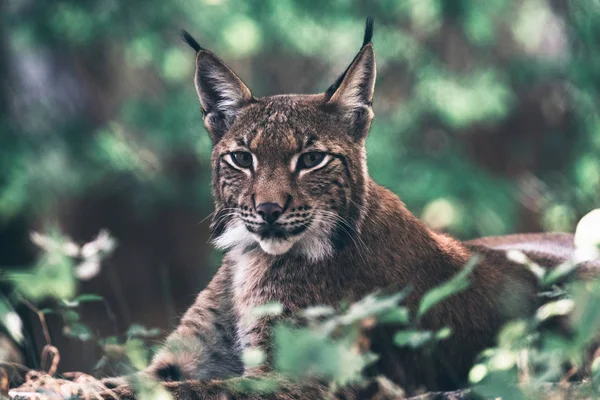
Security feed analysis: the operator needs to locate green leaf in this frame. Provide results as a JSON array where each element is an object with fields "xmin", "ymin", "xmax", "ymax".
[
  {"xmin": 436, "ymin": 327, "xmax": 452, "ymax": 340},
  {"xmin": 338, "ymin": 289, "xmax": 410, "ymax": 326},
  {"xmin": 487, "ymin": 349, "xmax": 516, "ymax": 371},
  {"xmin": 75, "ymin": 294, "xmax": 104, "ymax": 303},
  {"xmin": 127, "ymin": 324, "xmax": 161, "ymax": 339},
  {"xmin": 242, "ymin": 347, "xmax": 265, "ymax": 368},
  {"xmin": 497, "ymin": 320, "xmax": 529, "ymax": 349},
  {"xmin": 394, "ymin": 330, "xmax": 433, "ymax": 348},
  {"xmin": 63, "ymin": 322, "xmax": 93, "ymax": 341},
  {"xmin": 250, "ymin": 302, "xmax": 284, "ymax": 319},
  {"xmin": 536, "ymin": 299, "xmax": 575, "ymax": 322},
  {"xmin": 570, "ymin": 281, "xmax": 600, "ymax": 344},
  {"xmin": 418, "ymin": 255, "xmax": 479, "ymax": 319},
  {"xmin": 274, "ymin": 325, "xmax": 374, "ymax": 386},
  {"xmin": 62, "ymin": 309, "xmax": 80, "ymax": 323},
  {"xmin": 62, "ymin": 299, "xmax": 79, "ymax": 308},
  {"xmin": 377, "ymin": 307, "xmax": 411, "ymax": 325},
  {"xmin": 9, "ymin": 255, "xmax": 76, "ymax": 302},
  {"xmin": 63, "ymin": 293, "xmax": 105, "ymax": 307},
  {"xmin": 469, "ymin": 363, "xmax": 488, "ymax": 384},
  {"xmin": 125, "ymin": 339, "xmax": 150, "ymax": 371},
  {"xmin": 543, "ymin": 259, "xmax": 578, "ymax": 286},
  {"xmin": 302, "ymin": 306, "xmax": 336, "ymax": 319},
  {"xmin": 8, "ymin": 229, "xmax": 78, "ymax": 301},
  {"xmin": 99, "ymin": 335, "xmax": 120, "ymax": 347}
]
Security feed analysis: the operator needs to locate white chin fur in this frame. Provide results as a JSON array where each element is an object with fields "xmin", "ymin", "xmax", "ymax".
[
  {"xmin": 258, "ymin": 238, "xmax": 294, "ymax": 255},
  {"xmin": 213, "ymin": 222, "xmax": 255, "ymax": 251},
  {"xmin": 214, "ymin": 219, "xmax": 334, "ymax": 262}
]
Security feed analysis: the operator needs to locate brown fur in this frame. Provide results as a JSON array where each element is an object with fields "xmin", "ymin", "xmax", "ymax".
[{"xmin": 100, "ymin": 20, "xmax": 598, "ymax": 399}]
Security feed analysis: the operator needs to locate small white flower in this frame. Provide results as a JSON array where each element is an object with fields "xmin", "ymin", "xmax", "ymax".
[
  {"xmin": 30, "ymin": 232, "xmax": 54, "ymax": 252},
  {"xmin": 75, "ymin": 258, "xmax": 101, "ymax": 280},
  {"xmin": 81, "ymin": 242, "xmax": 99, "ymax": 259},
  {"xmin": 81, "ymin": 230, "xmax": 116, "ymax": 258},
  {"xmin": 62, "ymin": 241, "xmax": 80, "ymax": 257},
  {"xmin": 95, "ymin": 230, "xmax": 117, "ymax": 253},
  {"xmin": 31, "ymin": 231, "xmax": 81, "ymax": 257}
]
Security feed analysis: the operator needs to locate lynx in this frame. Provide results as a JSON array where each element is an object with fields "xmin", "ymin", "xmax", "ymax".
[{"xmin": 21, "ymin": 18, "xmax": 597, "ymax": 400}]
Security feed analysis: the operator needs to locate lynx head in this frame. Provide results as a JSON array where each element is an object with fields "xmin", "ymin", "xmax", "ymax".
[{"xmin": 183, "ymin": 18, "xmax": 376, "ymax": 262}]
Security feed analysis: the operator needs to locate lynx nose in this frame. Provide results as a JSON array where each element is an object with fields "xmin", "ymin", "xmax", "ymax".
[{"xmin": 256, "ymin": 202, "xmax": 283, "ymax": 225}]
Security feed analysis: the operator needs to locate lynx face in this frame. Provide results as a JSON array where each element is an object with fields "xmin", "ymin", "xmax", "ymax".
[
  {"xmin": 183, "ymin": 20, "xmax": 375, "ymax": 261},
  {"xmin": 210, "ymin": 96, "xmax": 369, "ymax": 261}
]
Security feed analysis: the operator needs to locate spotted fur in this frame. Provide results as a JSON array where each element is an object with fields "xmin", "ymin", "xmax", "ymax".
[{"xmin": 130, "ymin": 19, "xmax": 599, "ymax": 399}]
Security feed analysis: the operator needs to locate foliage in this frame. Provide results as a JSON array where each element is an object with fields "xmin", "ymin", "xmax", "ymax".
[
  {"xmin": 242, "ymin": 212, "xmax": 600, "ymax": 398},
  {"xmin": 462, "ymin": 209, "xmax": 600, "ymax": 399},
  {"xmin": 1, "ymin": 0, "xmax": 599, "ymax": 237},
  {"xmin": 0, "ymin": 229, "xmax": 161, "ymax": 380},
  {"xmin": 2, "ymin": 0, "xmax": 600, "ymax": 398},
  {"xmin": 1, "ymin": 213, "xmax": 599, "ymax": 398}
]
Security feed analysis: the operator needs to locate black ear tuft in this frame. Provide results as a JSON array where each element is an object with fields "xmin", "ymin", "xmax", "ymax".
[
  {"xmin": 181, "ymin": 30, "xmax": 203, "ymax": 52},
  {"xmin": 324, "ymin": 17, "xmax": 376, "ymax": 139},
  {"xmin": 325, "ymin": 17, "xmax": 375, "ymax": 100},
  {"xmin": 363, "ymin": 17, "xmax": 374, "ymax": 47}
]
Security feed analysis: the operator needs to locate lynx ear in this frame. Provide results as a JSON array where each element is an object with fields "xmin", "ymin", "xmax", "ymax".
[
  {"xmin": 181, "ymin": 31, "xmax": 253, "ymax": 143},
  {"xmin": 325, "ymin": 18, "xmax": 376, "ymax": 138}
]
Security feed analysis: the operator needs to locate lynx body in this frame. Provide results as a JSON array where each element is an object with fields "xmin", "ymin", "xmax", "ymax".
[{"xmin": 114, "ymin": 20, "xmax": 592, "ymax": 398}]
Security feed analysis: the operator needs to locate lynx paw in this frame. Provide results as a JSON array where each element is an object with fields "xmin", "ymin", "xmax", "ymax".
[{"xmin": 100, "ymin": 383, "xmax": 137, "ymax": 400}]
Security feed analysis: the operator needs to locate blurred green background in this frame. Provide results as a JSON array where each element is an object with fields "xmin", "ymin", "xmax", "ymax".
[{"xmin": 0, "ymin": 0, "xmax": 599, "ymax": 374}]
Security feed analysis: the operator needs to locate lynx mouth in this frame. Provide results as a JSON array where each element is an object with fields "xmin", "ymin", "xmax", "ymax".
[
  {"xmin": 253, "ymin": 224, "xmax": 308, "ymax": 240},
  {"xmin": 256, "ymin": 225, "xmax": 289, "ymax": 239},
  {"xmin": 212, "ymin": 217, "xmax": 331, "ymax": 261},
  {"xmin": 250, "ymin": 222, "xmax": 311, "ymax": 255}
]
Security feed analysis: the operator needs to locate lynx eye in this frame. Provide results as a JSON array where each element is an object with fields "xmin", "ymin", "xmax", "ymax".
[
  {"xmin": 230, "ymin": 151, "xmax": 253, "ymax": 168},
  {"xmin": 298, "ymin": 152, "xmax": 326, "ymax": 170}
]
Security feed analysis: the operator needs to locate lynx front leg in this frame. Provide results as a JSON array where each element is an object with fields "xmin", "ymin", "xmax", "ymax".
[
  {"xmin": 97, "ymin": 265, "xmax": 242, "ymax": 400},
  {"xmin": 101, "ymin": 376, "xmax": 245, "ymax": 400},
  {"xmin": 234, "ymin": 308, "xmax": 284, "ymax": 377},
  {"xmin": 147, "ymin": 266, "xmax": 243, "ymax": 382}
]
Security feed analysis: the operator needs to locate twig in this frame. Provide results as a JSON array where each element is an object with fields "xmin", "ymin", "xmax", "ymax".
[
  {"xmin": 41, "ymin": 345, "xmax": 60, "ymax": 377},
  {"xmin": 19, "ymin": 296, "xmax": 51, "ymax": 346},
  {"xmin": 19, "ymin": 295, "xmax": 63, "ymax": 376}
]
